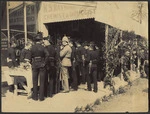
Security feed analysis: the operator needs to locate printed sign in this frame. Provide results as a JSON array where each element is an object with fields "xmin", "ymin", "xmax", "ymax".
[
  {"xmin": 41, "ymin": 2, "xmax": 96, "ymax": 23},
  {"xmin": 1, "ymin": 36, "xmax": 8, "ymax": 50}
]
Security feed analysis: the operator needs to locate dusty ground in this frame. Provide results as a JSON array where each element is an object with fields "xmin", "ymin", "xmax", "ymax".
[
  {"xmin": 93, "ymin": 78, "xmax": 149, "ymax": 113},
  {"xmin": 1, "ymin": 81, "xmax": 112, "ymax": 112},
  {"xmin": 1, "ymin": 66, "xmax": 146, "ymax": 113}
]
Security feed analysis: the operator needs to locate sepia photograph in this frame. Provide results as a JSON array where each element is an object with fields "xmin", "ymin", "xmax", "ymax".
[{"xmin": 1, "ymin": 1, "xmax": 149, "ymax": 113}]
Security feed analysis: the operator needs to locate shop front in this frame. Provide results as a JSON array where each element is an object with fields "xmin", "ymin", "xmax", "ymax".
[
  {"xmin": 37, "ymin": 2, "xmax": 106, "ymax": 80},
  {"xmin": 37, "ymin": 2, "xmax": 105, "ymax": 45}
]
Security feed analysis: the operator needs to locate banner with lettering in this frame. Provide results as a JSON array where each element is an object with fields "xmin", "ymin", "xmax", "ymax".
[{"xmin": 41, "ymin": 2, "xmax": 96, "ymax": 23}]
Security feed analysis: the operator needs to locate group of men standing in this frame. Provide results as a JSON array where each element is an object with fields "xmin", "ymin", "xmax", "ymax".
[{"xmin": 7, "ymin": 33, "xmax": 102, "ymax": 101}]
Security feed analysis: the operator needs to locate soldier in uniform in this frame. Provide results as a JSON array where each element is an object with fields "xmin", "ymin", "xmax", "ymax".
[
  {"xmin": 95, "ymin": 44, "xmax": 101, "ymax": 82},
  {"xmin": 68, "ymin": 38, "xmax": 78, "ymax": 91},
  {"xmin": 30, "ymin": 34, "xmax": 49, "ymax": 101},
  {"xmin": 54, "ymin": 39, "xmax": 62, "ymax": 93},
  {"xmin": 60, "ymin": 35, "xmax": 72, "ymax": 93},
  {"xmin": 82, "ymin": 41, "xmax": 90, "ymax": 84},
  {"xmin": 87, "ymin": 42, "xmax": 99, "ymax": 93},
  {"xmin": 75, "ymin": 40, "xmax": 86, "ymax": 84},
  {"xmin": 43, "ymin": 36, "xmax": 57, "ymax": 97}
]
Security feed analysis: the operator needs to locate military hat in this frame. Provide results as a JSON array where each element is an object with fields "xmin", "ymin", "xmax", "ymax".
[
  {"xmin": 82, "ymin": 41, "xmax": 89, "ymax": 47},
  {"xmin": 62, "ymin": 35, "xmax": 69, "ymax": 43},
  {"xmin": 34, "ymin": 34, "xmax": 43, "ymax": 41},
  {"xmin": 75, "ymin": 40, "xmax": 82, "ymax": 44},
  {"xmin": 89, "ymin": 41, "xmax": 95, "ymax": 45},
  {"xmin": 89, "ymin": 41, "xmax": 95, "ymax": 48}
]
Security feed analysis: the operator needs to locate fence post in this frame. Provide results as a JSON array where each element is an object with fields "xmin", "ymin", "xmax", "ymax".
[
  {"xmin": 7, "ymin": 2, "xmax": 10, "ymax": 47},
  {"xmin": 24, "ymin": 1, "xmax": 27, "ymax": 44}
]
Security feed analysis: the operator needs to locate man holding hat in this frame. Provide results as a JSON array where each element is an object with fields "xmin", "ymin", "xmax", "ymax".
[
  {"xmin": 30, "ymin": 34, "xmax": 49, "ymax": 101},
  {"xmin": 60, "ymin": 35, "xmax": 72, "ymax": 93}
]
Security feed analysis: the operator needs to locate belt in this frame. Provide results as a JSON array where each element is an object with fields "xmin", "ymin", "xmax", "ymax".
[
  {"xmin": 49, "ymin": 57, "xmax": 54, "ymax": 60},
  {"xmin": 65, "ymin": 57, "xmax": 71, "ymax": 59},
  {"xmin": 33, "ymin": 57, "xmax": 44, "ymax": 62}
]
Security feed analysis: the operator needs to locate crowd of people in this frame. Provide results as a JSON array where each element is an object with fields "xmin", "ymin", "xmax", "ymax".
[{"xmin": 7, "ymin": 33, "xmax": 104, "ymax": 101}]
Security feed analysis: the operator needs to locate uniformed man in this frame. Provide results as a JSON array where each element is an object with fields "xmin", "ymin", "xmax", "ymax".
[
  {"xmin": 43, "ymin": 36, "xmax": 57, "ymax": 97},
  {"xmin": 60, "ymin": 35, "xmax": 72, "ymax": 93},
  {"xmin": 54, "ymin": 39, "xmax": 62, "ymax": 93},
  {"xmin": 82, "ymin": 41, "xmax": 90, "ymax": 84},
  {"xmin": 87, "ymin": 42, "xmax": 99, "ymax": 93},
  {"xmin": 30, "ymin": 34, "xmax": 49, "ymax": 101},
  {"xmin": 68, "ymin": 38, "xmax": 78, "ymax": 91},
  {"xmin": 95, "ymin": 44, "xmax": 101, "ymax": 82},
  {"xmin": 75, "ymin": 40, "xmax": 86, "ymax": 84}
]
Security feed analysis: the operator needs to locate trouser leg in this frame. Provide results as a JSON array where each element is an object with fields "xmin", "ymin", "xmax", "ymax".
[
  {"xmin": 93, "ymin": 67, "xmax": 98, "ymax": 92},
  {"xmin": 75, "ymin": 65, "xmax": 80, "ymax": 85},
  {"xmin": 32, "ymin": 68, "xmax": 39, "ymax": 100},
  {"xmin": 39, "ymin": 67, "xmax": 46, "ymax": 101},
  {"xmin": 44, "ymin": 69, "xmax": 48, "ymax": 97},
  {"xmin": 48, "ymin": 66, "xmax": 55, "ymax": 97},
  {"xmin": 72, "ymin": 68, "xmax": 78, "ymax": 90},
  {"xmin": 81, "ymin": 64, "xmax": 85, "ymax": 84},
  {"xmin": 61, "ymin": 66, "xmax": 69, "ymax": 91},
  {"xmin": 84, "ymin": 65, "xmax": 89, "ymax": 83},
  {"xmin": 68, "ymin": 67, "xmax": 72, "ymax": 87},
  {"xmin": 87, "ymin": 68, "xmax": 92, "ymax": 91},
  {"xmin": 55, "ymin": 67, "xmax": 60, "ymax": 93}
]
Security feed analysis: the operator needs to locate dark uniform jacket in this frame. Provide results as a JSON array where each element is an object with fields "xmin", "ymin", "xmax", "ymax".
[
  {"xmin": 76, "ymin": 46, "xmax": 86, "ymax": 62},
  {"xmin": 30, "ymin": 43, "xmax": 49, "ymax": 68},
  {"xmin": 84, "ymin": 49, "xmax": 90, "ymax": 66},
  {"xmin": 71, "ymin": 46, "xmax": 76, "ymax": 62},
  {"xmin": 20, "ymin": 48, "xmax": 31, "ymax": 63},
  {"xmin": 45, "ymin": 45, "xmax": 56, "ymax": 67},
  {"xmin": 88, "ymin": 49, "xmax": 99, "ymax": 67}
]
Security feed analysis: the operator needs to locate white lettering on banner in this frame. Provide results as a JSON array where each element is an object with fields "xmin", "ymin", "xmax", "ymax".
[{"xmin": 42, "ymin": 2, "xmax": 95, "ymax": 23}]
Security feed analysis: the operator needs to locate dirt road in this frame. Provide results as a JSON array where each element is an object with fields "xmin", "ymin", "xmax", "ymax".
[{"xmin": 93, "ymin": 78, "xmax": 149, "ymax": 113}]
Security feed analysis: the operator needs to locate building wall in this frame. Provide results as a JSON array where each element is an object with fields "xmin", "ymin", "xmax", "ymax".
[{"xmin": 37, "ymin": 1, "xmax": 96, "ymax": 37}]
